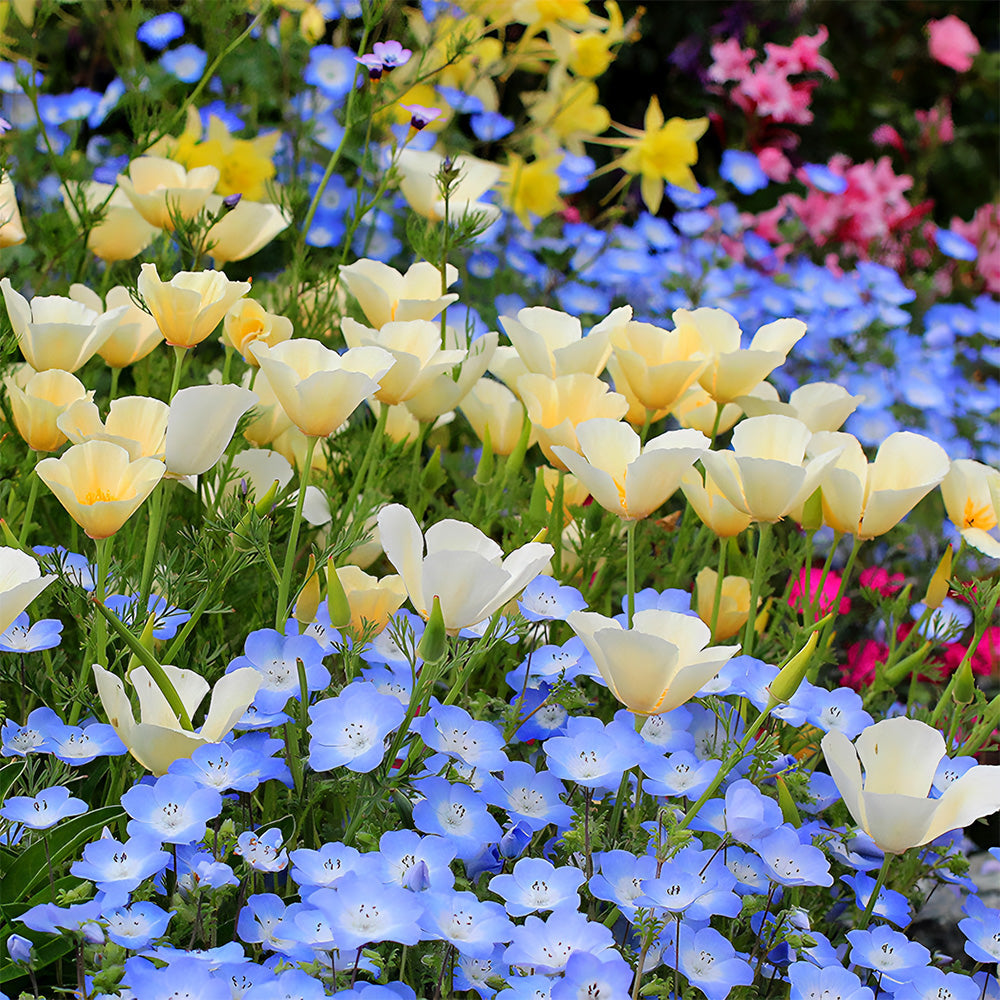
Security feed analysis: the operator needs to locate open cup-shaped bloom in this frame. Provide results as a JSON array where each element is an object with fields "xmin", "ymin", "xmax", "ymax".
[
  {"xmin": 339, "ymin": 259, "xmax": 459, "ymax": 330},
  {"xmin": 517, "ymin": 373, "xmax": 628, "ymax": 470},
  {"xmin": 676, "ymin": 307, "xmax": 805, "ymax": 405},
  {"xmin": 695, "ymin": 568, "xmax": 752, "ymax": 641},
  {"xmin": 610, "ymin": 319, "xmax": 706, "ymax": 413},
  {"xmin": 116, "ymin": 156, "xmax": 220, "ymax": 230},
  {"xmin": 459, "ymin": 377, "xmax": 526, "ymax": 456},
  {"xmin": 567, "ymin": 608, "xmax": 739, "ymax": 715},
  {"xmin": 377, "ymin": 504, "xmax": 553, "ymax": 634},
  {"xmin": 700, "ymin": 415, "xmax": 843, "ymax": 524},
  {"xmin": 57, "ymin": 395, "xmax": 170, "ymax": 461},
  {"xmin": 821, "ymin": 717, "xmax": 1000, "ymax": 855},
  {"xmin": 809, "ymin": 431, "xmax": 950, "ymax": 539},
  {"xmin": 62, "ymin": 181, "xmax": 158, "ymax": 263},
  {"xmin": 164, "ymin": 384, "xmax": 258, "ymax": 477},
  {"xmin": 1, "ymin": 278, "xmax": 127, "ymax": 372},
  {"xmin": 552, "ymin": 418, "xmax": 709, "ymax": 521},
  {"xmin": 249, "ymin": 340, "xmax": 395, "ymax": 438},
  {"xmin": 736, "ymin": 381, "xmax": 864, "ymax": 433},
  {"xmin": 204, "ymin": 196, "xmax": 291, "ymax": 268},
  {"xmin": 341, "ymin": 318, "xmax": 466, "ymax": 405},
  {"xmin": 222, "ymin": 299, "xmax": 293, "ymax": 364},
  {"xmin": 404, "ymin": 330, "xmax": 498, "ymax": 423},
  {"xmin": 680, "ymin": 467, "xmax": 753, "ymax": 538},
  {"xmin": 138, "ymin": 264, "xmax": 251, "ymax": 349},
  {"xmin": 940, "ymin": 459, "xmax": 1000, "ymax": 559},
  {"xmin": 69, "ymin": 285, "xmax": 163, "ymax": 369},
  {"xmin": 35, "ymin": 441, "xmax": 165, "ymax": 539},
  {"xmin": 93, "ymin": 662, "xmax": 261, "ymax": 775},
  {"xmin": 5, "ymin": 367, "xmax": 91, "ymax": 452},
  {"xmin": 336, "ymin": 566, "xmax": 407, "ymax": 636},
  {"xmin": 0, "ymin": 548, "xmax": 56, "ymax": 635}
]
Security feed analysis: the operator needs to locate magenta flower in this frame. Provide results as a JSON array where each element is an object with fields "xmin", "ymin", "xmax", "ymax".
[
  {"xmin": 400, "ymin": 104, "xmax": 441, "ymax": 131},
  {"xmin": 788, "ymin": 567, "xmax": 850, "ymax": 620}
]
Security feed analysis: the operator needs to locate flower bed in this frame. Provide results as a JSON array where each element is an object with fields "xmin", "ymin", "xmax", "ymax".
[{"xmin": 0, "ymin": 3, "xmax": 998, "ymax": 999}]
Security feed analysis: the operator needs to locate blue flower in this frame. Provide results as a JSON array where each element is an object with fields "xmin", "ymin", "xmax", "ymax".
[
  {"xmin": 103, "ymin": 901, "xmax": 173, "ymax": 949},
  {"xmin": 801, "ymin": 162, "xmax": 848, "ymax": 194},
  {"xmin": 308, "ymin": 682, "xmax": 406, "ymax": 773},
  {"xmin": 673, "ymin": 924, "xmax": 754, "ymax": 1000},
  {"xmin": 6, "ymin": 933, "xmax": 32, "ymax": 965},
  {"xmin": 842, "ymin": 872, "xmax": 912, "ymax": 927},
  {"xmin": 482, "ymin": 760, "xmax": 573, "ymax": 831},
  {"xmin": 788, "ymin": 961, "xmax": 873, "ymax": 1000},
  {"xmin": 412, "ymin": 775, "xmax": 504, "ymax": 863},
  {"xmin": 1, "ymin": 707, "xmax": 60, "ymax": 757},
  {"xmin": 959, "ymin": 893, "xmax": 1000, "ymax": 964},
  {"xmin": 490, "ymin": 857, "xmax": 584, "ymax": 917},
  {"xmin": 310, "ymin": 871, "xmax": 424, "ymax": 951},
  {"xmin": 415, "ymin": 704, "xmax": 508, "ymax": 771},
  {"xmin": 552, "ymin": 950, "xmax": 633, "ymax": 1000},
  {"xmin": 1, "ymin": 785, "xmax": 87, "ymax": 829},
  {"xmin": 33, "ymin": 545, "xmax": 95, "ymax": 590},
  {"xmin": 588, "ymin": 849, "xmax": 659, "ymax": 920},
  {"xmin": 642, "ymin": 749, "xmax": 720, "ymax": 799},
  {"xmin": 504, "ymin": 907, "xmax": 616, "ymax": 973},
  {"xmin": 846, "ymin": 924, "xmax": 930, "ymax": 980},
  {"xmin": 556, "ymin": 151, "xmax": 595, "ymax": 194},
  {"xmin": 236, "ymin": 828, "xmax": 288, "ymax": 872},
  {"xmin": 122, "ymin": 956, "xmax": 230, "ymax": 1000},
  {"xmin": 436, "ymin": 84, "xmax": 484, "ymax": 113},
  {"xmin": 507, "ymin": 684, "xmax": 569, "ymax": 743},
  {"xmin": 137, "ymin": 12, "xmax": 185, "ymax": 49},
  {"xmin": 228, "ymin": 627, "xmax": 330, "ymax": 714},
  {"xmin": 0, "ymin": 612, "xmax": 62, "ymax": 652},
  {"xmin": 470, "ymin": 111, "xmax": 515, "ymax": 141},
  {"xmin": 421, "ymin": 889, "xmax": 513, "ymax": 956},
  {"xmin": 71, "ymin": 832, "xmax": 171, "ymax": 897},
  {"xmin": 544, "ymin": 715, "xmax": 643, "ymax": 792},
  {"xmin": 305, "ymin": 45, "xmax": 360, "ymax": 100},
  {"xmin": 720, "ymin": 149, "xmax": 769, "ymax": 194},
  {"xmin": 376, "ymin": 829, "xmax": 457, "ymax": 892},
  {"xmin": 518, "ymin": 576, "xmax": 587, "ymax": 623},
  {"xmin": 890, "ymin": 968, "xmax": 981, "ymax": 1000},
  {"xmin": 934, "ymin": 226, "xmax": 978, "ymax": 261},
  {"xmin": 753, "ymin": 824, "xmax": 833, "ymax": 887},
  {"xmin": 169, "ymin": 737, "xmax": 290, "ymax": 793},
  {"xmin": 159, "ymin": 44, "xmax": 208, "ymax": 83},
  {"xmin": 122, "ymin": 774, "xmax": 222, "ymax": 846}
]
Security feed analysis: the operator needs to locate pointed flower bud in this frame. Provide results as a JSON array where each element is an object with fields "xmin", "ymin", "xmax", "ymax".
[
  {"xmin": 417, "ymin": 595, "xmax": 447, "ymax": 663},
  {"xmin": 767, "ymin": 630, "xmax": 819, "ymax": 707},
  {"xmin": 925, "ymin": 545, "xmax": 953, "ymax": 610},
  {"xmin": 295, "ymin": 554, "xmax": 321, "ymax": 627}
]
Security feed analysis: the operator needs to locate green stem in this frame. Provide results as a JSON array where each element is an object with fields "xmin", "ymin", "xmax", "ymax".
[
  {"xmin": 677, "ymin": 705, "xmax": 772, "ymax": 832},
  {"xmin": 339, "ymin": 405, "xmax": 387, "ymax": 536},
  {"xmin": 817, "ymin": 534, "xmax": 863, "ymax": 653},
  {"xmin": 109, "ymin": 367, "xmax": 121, "ymax": 402},
  {"xmin": 742, "ymin": 521, "xmax": 774, "ymax": 658},
  {"xmin": 275, "ymin": 436, "xmax": 318, "ymax": 630},
  {"xmin": 810, "ymin": 531, "xmax": 842, "ymax": 622},
  {"xmin": 708, "ymin": 535, "xmax": 728, "ymax": 641},
  {"xmin": 138, "ymin": 478, "xmax": 171, "ymax": 616},
  {"xmin": 18, "ymin": 454, "xmax": 40, "ymax": 546},
  {"xmin": 857, "ymin": 854, "xmax": 893, "ymax": 930},
  {"xmin": 168, "ymin": 345, "xmax": 187, "ymax": 401},
  {"xmin": 625, "ymin": 519, "xmax": 637, "ymax": 628},
  {"xmin": 68, "ymin": 536, "xmax": 113, "ymax": 725}
]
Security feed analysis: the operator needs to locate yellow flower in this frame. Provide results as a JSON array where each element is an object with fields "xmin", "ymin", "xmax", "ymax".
[
  {"xmin": 604, "ymin": 96, "xmax": 708, "ymax": 213},
  {"xmin": 502, "ymin": 153, "xmax": 564, "ymax": 229},
  {"xmin": 4, "ymin": 367, "xmax": 92, "ymax": 453},
  {"xmin": 335, "ymin": 566, "xmax": 407, "ymax": 636},
  {"xmin": 513, "ymin": 0, "xmax": 590, "ymax": 27},
  {"xmin": 940, "ymin": 459, "xmax": 1000, "ymax": 559},
  {"xmin": 35, "ymin": 441, "xmax": 165, "ymax": 539},
  {"xmin": 526, "ymin": 77, "xmax": 610, "ymax": 155},
  {"xmin": 695, "ymin": 567, "xmax": 752, "ymax": 642},
  {"xmin": 222, "ymin": 299, "xmax": 293, "ymax": 364},
  {"xmin": 0, "ymin": 172, "xmax": 27, "ymax": 247}
]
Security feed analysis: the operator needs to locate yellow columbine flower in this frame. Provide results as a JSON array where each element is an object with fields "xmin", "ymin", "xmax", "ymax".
[
  {"xmin": 526, "ymin": 77, "xmax": 610, "ymax": 155},
  {"xmin": 605, "ymin": 96, "xmax": 708, "ymax": 213},
  {"xmin": 502, "ymin": 153, "xmax": 563, "ymax": 228}
]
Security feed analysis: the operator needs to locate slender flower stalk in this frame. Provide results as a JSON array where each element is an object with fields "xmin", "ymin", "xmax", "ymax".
[
  {"xmin": 275, "ymin": 436, "xmax": 318, "ymax": 630},
  {"xmin": 742, "ymin": 521, "xmax": 773, "ymax": 657}
]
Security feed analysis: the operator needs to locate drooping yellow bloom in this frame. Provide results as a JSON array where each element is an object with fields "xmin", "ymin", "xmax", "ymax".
[
  {"xmin": 502, "ymin": 153, "xmax": 563, "ymax": 228},
  {"xmin": 605, "ymin": 97, "xmax": 708, "ymax": 213}
]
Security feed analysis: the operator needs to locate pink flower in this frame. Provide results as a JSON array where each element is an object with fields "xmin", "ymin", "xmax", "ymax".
[
  {"xmin": 927, "ymin": 15, "xmax": 980, "ymax": 73},
  {"xmin": 788, "ymin": 568, "xmax": 850, "ymax": 622},
  {"xmin": 950, "ymin": 203, "xmax": 1000, "ymax": 293},
  {"xmin": 841, "ymin": 639, "xmax": 888, "ymax": 690},
  {"xmin": 859, "ymin": 566, "xmax": 905, "ymax": 597},
  {"xmin": 871, "ymin": 124, "xmax": 905, "ymax": 154},
  {"xmin": 764, "ymin": 27, "xmax": 837, "ymax": 79},
  {"xmin": 915, "ymin": 101, "xmax": 955, "ymax": 145},
  {"xmin": 756, "ymin": 146, "xmax": 792, "ymax": 182},
  {"xmin": 708, "ymin": 38, "xmax": 756, "ymax": 83}
]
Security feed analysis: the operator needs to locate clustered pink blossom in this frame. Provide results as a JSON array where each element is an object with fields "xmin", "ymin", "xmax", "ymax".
[
  {"xmin": 787, "ymin": 568, "xmax": 850, "ymax": 622},
  {"xmin": 949, "ymin": 203, "xmax": 1000, "ymax": 293},
  {"xmin": 859, "ymin": 567, "xmax": 906, "ymax": 597}
]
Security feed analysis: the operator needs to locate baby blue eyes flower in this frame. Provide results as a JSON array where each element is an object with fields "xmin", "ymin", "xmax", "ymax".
[
  {"xmin": 788, "ymin": 962, "xmax": 874, "ymax": 1000},
  {"xmin": 552, "ymin": 950, "xmax": 633, "ymax": 1000},
  {"xmin": 6, "ymin": 932, "xmax": 32, "ymax": 964},
  {"xmin": 122, "ymin": 774, "xmax": 223, "ymax": 845},
  {"xmin": 1, "ymin": 785, "xmax": 87, "ymax": 829},
  {"xmin": 103, "ymin": 901, "xmax": 173, "ymax": 949},
  {"xmin": 308, "ymin": 682, "xmax": 406, "ymax": 773},
  {"xmin": 33, "ymin": 545, "xmax": 95, "ymax": 590},
  {"xmin": 960, "ymin": 894, "xmax": 1000, "ymax": 964},
  {"xmin": 842, "ymin": 872, "xmax": 912, "ymax": 927},
  {"xmin": 415, "ymin": 704, "xmax": 507, "ymax": 771},
  {"xmin": 228, "ymin": 627, "xmax": 330, "ymax": 714},
  {"xmin": 890, "ymin": 968, "xmax": 981, "ymax": 1000},
  {"xmin": 482, "ymin": 761, "xmax": 573, "ymax": 831},
  {"xmin": 0, "ymin": 612, "xmax": 62, "ymax": 652},
  {"xmin": 753, "ymin": 825, "xmax": 833, "ymax": 887},
  {"xmin": 1, "ymin": 706, "xmax": 60, "ymax": 756},
  {"xmin": 846, "ymin": 924, "xmax": 930, "ymax": 978},
  {"xmin": 71, "ymin": 832, "xmax": 171, "ymax": 896},
  {"xmin": 237, "ymin": 828, "xmax": 288, "ymax": 872},
  {"xmin": 420, "ymin": 890, "xmax": 512, "ymax": 956},
  {"xmin": 490, "ymin": 857, "xmax": 584, "ymax": 916},
  {"xmin": 305, "ymin": 46, "xmax": 360, "ymax": 99},
  {"xmin": 504, "ymin": 907, "xmax": 616, "ymax": 974},
  {"xmin": 159, "ymin": 43, "xmax": 208, "ymax": 84},
  {"xmin": 412, "ymin": 776, "xmax": 503, "ymax": 863},
  {"xmin": 310, "ymin": 872, "xmax": 424, "ymax": 951},
  {"xmin": 137, "ymin": 12, "xmax": 185, "ymax": 49},
  {"xmin": 518, "ymin": 577, "xmax": 587, "ymax": 623},
  {"xmin": 720, "ymin": 149, "xmax": 769, "ymax": 194}
]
